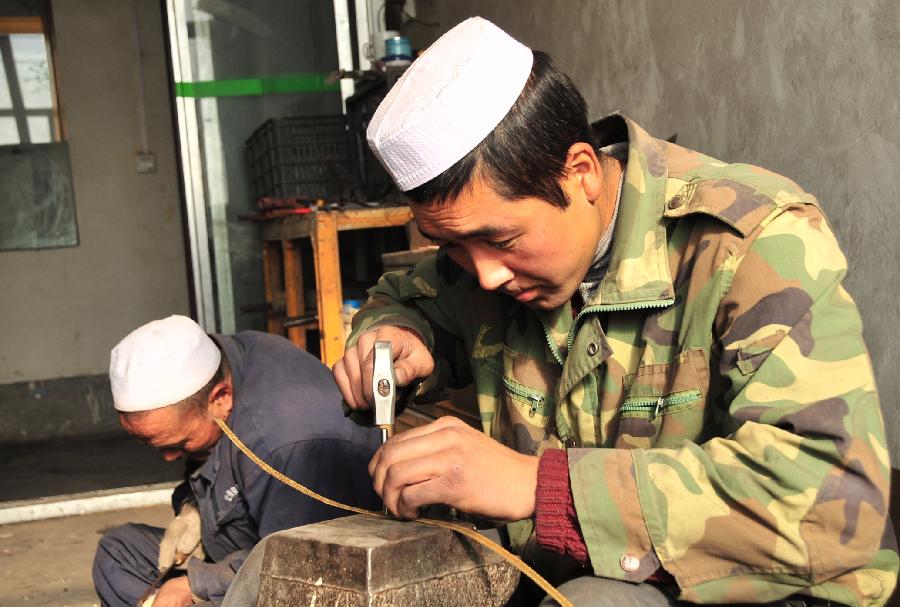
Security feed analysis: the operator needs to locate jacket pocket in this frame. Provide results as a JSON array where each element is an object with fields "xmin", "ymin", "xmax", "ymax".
[
  {"xmin": 618, "ymin": 348, "xmax": 709, "ymax": 449},
  {"xmin": 620, "ymin": 388, "xmax": 702, "ymax": 419},
  {"xmin": 503, "ymin": 375, "xmax": 553, "ymax": 419},
  {"xmin": 495, "ymin": 346, "xmax": 561, "ymax": 455}
]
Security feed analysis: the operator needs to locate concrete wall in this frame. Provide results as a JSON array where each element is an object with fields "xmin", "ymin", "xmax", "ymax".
[
  {"xmin": 0, "ymin": 0, "xmax": 190, "ymax": 439},
  {"xmin": 411, "ymin": 1, "xmax": 900, "ymax": 458}
]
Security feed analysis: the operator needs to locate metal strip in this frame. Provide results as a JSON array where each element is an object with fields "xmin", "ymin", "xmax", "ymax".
[
  {"xmin": 194, "ymin": 18, "xmax": 235, "ymax": 333},
  {"xmin": 174, "ymin": 73, "xmax": 339, "ymax": 97},
  {"xmin": 353, "ymin": 0, "xmax": 372, "ymax": 70},
  {"xmin": 332, "ymin": 0, "xmax": 356, "ymax": 109},
  {"xmin": 167, "ymin": 0, "xmax": 216, "ymax": 330}
]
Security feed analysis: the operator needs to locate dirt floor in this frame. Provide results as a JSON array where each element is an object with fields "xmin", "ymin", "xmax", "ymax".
[{"xmin": 0, "ymin": 504, "xmax": 171, "ymax": 607}]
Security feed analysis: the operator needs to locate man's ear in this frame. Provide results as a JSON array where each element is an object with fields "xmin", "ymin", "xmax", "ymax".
[
  {"xmin": 207, "ymin": 379, "xmax": 233, "ymax": 420},
  {"xmin": 562, "ymin": 142, "xmax": 604, "ymax": 204}
]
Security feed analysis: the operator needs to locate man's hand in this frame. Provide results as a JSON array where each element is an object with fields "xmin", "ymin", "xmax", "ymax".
[
  {"xmin": 370, "ymin": 416, "xmax": 539, "ymax": 521},
  {"xmin": 149, "ymin": 576, "xmax": 193, "ymax": 607},
  {"xmin": 158, "ymin": 501, "xmax": 204, "ymax": 571},
  {"xmin": 333, "ymin": 325, "xmax": 434, "ymax": 410}
]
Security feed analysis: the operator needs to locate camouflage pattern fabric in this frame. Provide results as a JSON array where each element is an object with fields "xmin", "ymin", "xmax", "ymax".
[{"xmin": 348, "ymin": 114, "xmax": 898, "ymax": 606}]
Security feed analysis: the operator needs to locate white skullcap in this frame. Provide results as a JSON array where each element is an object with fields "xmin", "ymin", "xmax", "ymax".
[
  {"xmin": 367, "ymin": 17, "xmax": 533, "ymax": 191},
  {"xmin": 109, "ymin": 315, "xmax": 222, "ymax": 412}
]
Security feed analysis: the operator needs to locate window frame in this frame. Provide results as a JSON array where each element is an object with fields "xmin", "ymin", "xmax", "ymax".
[{"xmin": 0, "ymin": 11, "xmax": 63, "ymax": 145}]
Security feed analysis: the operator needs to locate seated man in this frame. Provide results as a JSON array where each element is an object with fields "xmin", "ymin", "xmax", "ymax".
[
  {"xmin": 93, "ymin": 315, "xmax": 382, "ymax": 607},
  {"xmin": 332, "ymin": 16, "xmax": 896, "ymax": 607}
]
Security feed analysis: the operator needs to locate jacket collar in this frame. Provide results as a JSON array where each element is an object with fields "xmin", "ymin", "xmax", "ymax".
[
  {"xmin": 193, "ymin": 334, "xmax": 242, "ymax": 485},
  {"xmin": 528, "ymin": 114, "xmax": 675, "ymax": 357},
  {"xmin": 587, "ymin": 113, "xmax": 675, "ymax": 310}
]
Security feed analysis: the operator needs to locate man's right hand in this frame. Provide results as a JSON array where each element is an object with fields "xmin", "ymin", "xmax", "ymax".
[
  {"xmin": 158, "ymin": 501, "xmax": 204, "ymax": 571},
  {"xmin": 333, "ymin": 325, "xmax": 434, "ymax": 410}
]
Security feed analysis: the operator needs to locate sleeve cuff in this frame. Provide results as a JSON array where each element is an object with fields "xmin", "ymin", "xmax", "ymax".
[
  {"xmin": 186, "ymin": 552, "xmax": 246, "ymax": 602},
  {"xmin": 568, "ymin": 448, "xmax": 660, "ymax": 582},
  {"xmin": 534, "ymin": 449, "xmax": 590, "ymax": 563}
]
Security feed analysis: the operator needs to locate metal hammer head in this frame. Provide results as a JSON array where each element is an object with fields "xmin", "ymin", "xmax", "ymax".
[{"xmin": 372, "ymin": 341, "xmax": 396, "ymax": 427}]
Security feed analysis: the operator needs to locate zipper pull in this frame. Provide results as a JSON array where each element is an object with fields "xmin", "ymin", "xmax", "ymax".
[
  {"xmin": 653, "ymin": 397, "xmax": 664, "ymax": 420},
  {"xmin": 528, "ymin": 394, "xmax": 543, "ymax": 417}
]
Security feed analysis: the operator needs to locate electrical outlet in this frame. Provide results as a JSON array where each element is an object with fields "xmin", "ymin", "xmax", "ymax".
[{"xmin": 136, "ymin": 152, "xmax": 157, "ymax": 174}]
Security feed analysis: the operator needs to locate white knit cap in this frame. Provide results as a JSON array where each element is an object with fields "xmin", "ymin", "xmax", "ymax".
[
  {"xmin": 109, "ymin": 315, "xmax": 222, "ymax": 412},
  {"xmin": 367, "ymin": 17, "xmax": 533, "ymax": 191}
]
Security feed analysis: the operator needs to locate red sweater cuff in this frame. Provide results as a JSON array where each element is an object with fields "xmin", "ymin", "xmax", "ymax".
[{"xmin": 534, "ymin": 448, "xmax": 589, "ymax": 563}]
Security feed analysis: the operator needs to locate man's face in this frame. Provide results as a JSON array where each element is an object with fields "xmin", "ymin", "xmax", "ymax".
[
  {"xmin": 120, "ymin": 406, "xmax": 222, "ymax": 462},
  {"xmin": 413, "ymin": 176, "xmax": 604, "ymax": 310}
]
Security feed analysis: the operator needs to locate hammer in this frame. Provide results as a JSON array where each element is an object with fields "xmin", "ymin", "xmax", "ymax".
[{"xmin": 372, "ymin": 341, "xmax": 397, "ymax": 445}]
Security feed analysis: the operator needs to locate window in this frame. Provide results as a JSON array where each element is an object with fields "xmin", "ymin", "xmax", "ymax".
[
  {"xmin": 0, "ymin": 2, "xmax": 75, "ymax": 252},
  {"xmin": 0, "ymin": 14, "xmax": 60, "ymax": 145}
]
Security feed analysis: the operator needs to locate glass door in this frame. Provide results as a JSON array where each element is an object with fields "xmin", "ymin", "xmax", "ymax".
[{"xmin": 165, "ymin": 0, "xmax": 349, "ymax": 331}]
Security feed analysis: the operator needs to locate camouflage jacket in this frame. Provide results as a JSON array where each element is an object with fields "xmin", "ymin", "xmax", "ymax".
[{"xmin": 349, "ymin": 114, "xmax": 897, "ymax": 605}]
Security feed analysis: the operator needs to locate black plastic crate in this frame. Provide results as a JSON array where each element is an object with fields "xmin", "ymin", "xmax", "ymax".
[
  {"xmin": 346, "ymin": 70, "xmax": 406, "ymax": 203},
  {"xmin": 246, "ymin": 116, "xmax": 351, "ymax": 201}
]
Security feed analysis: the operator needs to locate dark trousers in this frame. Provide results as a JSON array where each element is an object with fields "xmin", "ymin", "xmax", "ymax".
[{"xmin": 92, "ymin": 523, "xmax": 185, "ymax": 607}]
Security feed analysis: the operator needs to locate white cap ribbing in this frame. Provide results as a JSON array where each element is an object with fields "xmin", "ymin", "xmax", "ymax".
[
  {"xmin": 367, "ymin": 17, "xmax": 533, "ymax": 191},
  {"xmin": 109, "ymin": 315, "xmax": 221, "ymax": 413}
]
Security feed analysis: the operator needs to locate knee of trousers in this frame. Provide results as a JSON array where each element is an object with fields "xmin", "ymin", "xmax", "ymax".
[{"xmin": 92, "ymin": 523, "xmax": 150, "ymax": 584}]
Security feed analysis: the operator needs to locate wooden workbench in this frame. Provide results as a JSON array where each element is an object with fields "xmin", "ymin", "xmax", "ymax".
[{"xmin": 260, "ymin": 205, "xmax": 413, "ymax": 367}]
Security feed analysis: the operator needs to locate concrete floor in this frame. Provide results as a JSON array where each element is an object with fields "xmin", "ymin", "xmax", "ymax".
[
  {"xmin": 0, "ymin": 504, "xmax": 171, "ymax": 607},
  {"xmin": 0, "ymin": 435, "xmax": 183, "ymax": 605}
]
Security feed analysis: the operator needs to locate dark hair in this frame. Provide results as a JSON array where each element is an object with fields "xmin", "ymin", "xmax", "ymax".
[
  {"xmin": 404, "ymin": 50, "xmax": 593, "ymax": 208},
  {"xmin": 174, "ymin": 358, "xmax": 227, "ymax": 420}
]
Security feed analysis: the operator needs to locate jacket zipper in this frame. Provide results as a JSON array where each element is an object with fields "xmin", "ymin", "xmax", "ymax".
[
  {"xmin": 566, "ymin": 299, "xmax": 675, "ymax": 353},
  {"xmin": 502, "ymin": 377, "xmax": 546, "ymax": 417},
  {"xmin": 535, "ymin": 313, "xmax": 565, "ymax": 366},
  {"xmin": 620, "ymin": 389, "xmax": 701, "ymax": 419},
  {"xmin": 532, "ymin": 297, "xmax": 675, "ymax": 441}
]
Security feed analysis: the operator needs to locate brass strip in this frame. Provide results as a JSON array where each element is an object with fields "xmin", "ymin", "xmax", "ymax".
[{"xmin": 215, "ymin": 418, "xmax": 572, "ymax": 607}]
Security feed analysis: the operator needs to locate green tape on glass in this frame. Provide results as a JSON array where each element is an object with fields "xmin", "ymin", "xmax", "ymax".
[{"xmin": 175, "ymin": 73, "xmax": 339, "ymax": 98}]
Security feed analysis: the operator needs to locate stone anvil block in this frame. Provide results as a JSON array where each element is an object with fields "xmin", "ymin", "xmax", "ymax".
[{"xmin": 257, "ymin": 514, "xmax": 520, "ymax": 606}]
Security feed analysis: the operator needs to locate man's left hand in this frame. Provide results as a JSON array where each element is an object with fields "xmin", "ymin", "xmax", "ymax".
[
  {"xmin": 149, "ymin": 576, "xmax": 193, "ymax": 607},
  {"xmin": 370, "ymin": 416, "xmax": 539, "ymax": 521}
]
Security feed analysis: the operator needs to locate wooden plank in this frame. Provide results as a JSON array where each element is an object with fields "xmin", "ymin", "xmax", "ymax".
[
  {"xmin": 261, "ymin": 206, "xmax": 413, "ymax": 241},
  {"xmin": 0, "ymin": 17, "xmax": 44, "ymax": 34},
  {"xmin": 335, "ymin": 206, "xmax": 413, "ymax": 231},
  {"xmin": 261, "ymin": 214, "xmax": 314, "ymax": 242},
  {"xmin": 312, "ymin": 212, "xmax": 345, "ymax": 367},
  {"xmin": 262, "ymin": 241, "xmax": 284, "ymax": 335},
  {"xmin": 282, "ymin": 240, "xmax": 307, "ymax": 350}
]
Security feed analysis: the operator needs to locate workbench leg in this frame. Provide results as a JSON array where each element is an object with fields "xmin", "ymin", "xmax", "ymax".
[
  {"xmin": 262, "ymin": 241, "xmax": 284, "ymax": 336},
  {"xmin": 311, "ymin": 213, "xmax": 344, "ymax": 367},
  {"xmin": 282, "ymin": 239, "xmax": 307, "ymax": 351}
]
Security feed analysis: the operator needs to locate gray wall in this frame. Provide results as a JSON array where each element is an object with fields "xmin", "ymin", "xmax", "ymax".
[
  {"xmin": 412, "ymin": 0, "xmax": 900, "ymax": 458},
  {"xmin": 0, "ymin": 0, "xmax": 190, "ymax": 440}
]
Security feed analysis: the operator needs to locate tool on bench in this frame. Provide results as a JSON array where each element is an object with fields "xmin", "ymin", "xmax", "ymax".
[{"xmin": 372, "ymin": 341, "xmax": 397, "ymax": 445}]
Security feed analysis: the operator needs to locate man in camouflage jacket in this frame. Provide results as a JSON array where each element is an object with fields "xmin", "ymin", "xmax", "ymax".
[{"xmin": 334, "ymin": 17, "xmax": 897, "ymax": 607}]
